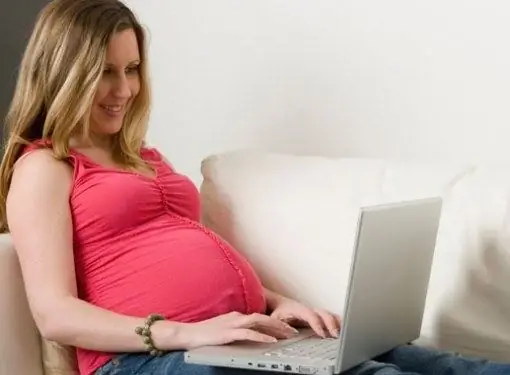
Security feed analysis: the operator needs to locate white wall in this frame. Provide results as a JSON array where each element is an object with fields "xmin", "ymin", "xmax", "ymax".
[{"xmin": 126, "ymin": 0, "xmax": 510, "ymax": 185}]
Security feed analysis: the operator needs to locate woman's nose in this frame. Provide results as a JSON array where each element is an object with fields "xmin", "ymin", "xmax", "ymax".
[{"xmin": 113, "ymin": 74, "xmax": 131, "ymax": 99}]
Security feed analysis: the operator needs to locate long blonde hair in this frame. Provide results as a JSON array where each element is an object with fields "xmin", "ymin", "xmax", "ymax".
[{"xmin": 0, "ymin": 0, "xmax": 151, "ymax": 232}]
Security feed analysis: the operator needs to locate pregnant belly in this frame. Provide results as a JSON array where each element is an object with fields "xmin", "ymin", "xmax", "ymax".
[{"xmin": 76, "ymin": 223, "xmax": 267, "ymax": 322}]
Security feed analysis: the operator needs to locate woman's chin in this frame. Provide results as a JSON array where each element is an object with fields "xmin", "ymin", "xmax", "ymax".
[
  {"xmin": 91, "ymin": 119, "xmax": 124, "ymax": 135},
  {"xmin": 104, "ymin": 125, "xmax": 123, "ymax": 135}
]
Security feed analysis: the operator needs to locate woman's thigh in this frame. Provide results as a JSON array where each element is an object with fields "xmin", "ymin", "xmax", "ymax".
[
  {"xmin": 96, "ymin": 351, "xmax": 260, "ymax": 375},
  {"xmin": 96, "ymin": 346, "xmax": 510, "ymax": 375},
  {"xmin": 95, "ymin": 351, "xmax": 416, "ymax": 375},
  {"xmin": 377, "ymin": 344, "xmax": 510, "ymax": 375}
]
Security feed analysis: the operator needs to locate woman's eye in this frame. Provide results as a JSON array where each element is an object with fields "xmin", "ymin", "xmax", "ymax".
[
  {"xmin": 102, "ymin": 66, "xmax": 139, "ymax": 75},
  {"xmin": 126, "ymin": 66, "xmax": 140, "ymax": 74}
]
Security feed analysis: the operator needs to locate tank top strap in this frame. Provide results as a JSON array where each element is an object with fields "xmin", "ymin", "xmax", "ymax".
[
  {"xmin": 20, "ymin": 139, "xmax": 90, "ymax": 181},
  {"xmin": 141, "ymin": 146, "xmax": 175, "ymax": 172},
  {"xmin": 21, "ymin": 138, "xmax": 52, "ymax": 154},
  {"xmin": 140, "ymin": 146, "xmax": 161, "ymax": 162}
]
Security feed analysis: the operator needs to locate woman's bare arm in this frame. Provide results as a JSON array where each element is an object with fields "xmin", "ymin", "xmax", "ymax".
[{"xmin": 6, "ymin": 150, "xmax": 181, "ymax": 352}]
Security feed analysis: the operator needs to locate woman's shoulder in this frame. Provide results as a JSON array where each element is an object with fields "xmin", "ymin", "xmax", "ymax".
[{"xmin": 14, "ymin": 142, "xmax": 71, "ymax": 185}]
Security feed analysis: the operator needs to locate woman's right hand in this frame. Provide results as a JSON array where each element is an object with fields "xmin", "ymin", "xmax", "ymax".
[{"xmin": 174, "ymin": 311, "xmax": 300, "ymax": 349}]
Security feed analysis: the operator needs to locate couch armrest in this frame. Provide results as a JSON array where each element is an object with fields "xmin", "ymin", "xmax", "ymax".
[{"xmin": 0, "ymin": 234, "xmax": 44, "ymax": 375}]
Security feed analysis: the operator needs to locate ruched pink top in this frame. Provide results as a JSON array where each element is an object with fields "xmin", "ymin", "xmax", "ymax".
[{"xmin": 23, "ymin": 140, "xmax": 267, "ymax": 375}]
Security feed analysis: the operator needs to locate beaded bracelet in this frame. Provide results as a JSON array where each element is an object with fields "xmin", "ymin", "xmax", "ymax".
[{"xmin": 135, "ymin": 313, "xmax": 166, "ymax": 356}]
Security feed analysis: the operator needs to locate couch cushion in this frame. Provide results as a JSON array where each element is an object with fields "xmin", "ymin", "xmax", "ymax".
[
  {"xmin": 0, "ymin": 234, "xmax": 79, "ymax": 375},
  {"xmin": 0, "ymin": 234, "xmax": 44, "ymax": 375},
  {"xmin": 200, "ymin": 150, "xmax": 510, "ymax": 362},
  {"xmin": 42, "ymin": 339, "xmax": 79, "ymax": 375}
]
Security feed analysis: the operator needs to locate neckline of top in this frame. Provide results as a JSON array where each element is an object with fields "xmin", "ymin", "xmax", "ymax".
[{"xmin": 68, "ymin": 148, "xmax": 160, "ymax": 182}]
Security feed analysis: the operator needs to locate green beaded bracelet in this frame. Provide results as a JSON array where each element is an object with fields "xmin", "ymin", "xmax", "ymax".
[{"xmin": 135, "ymin": 313, "xmax": 166, "ymax": 356}]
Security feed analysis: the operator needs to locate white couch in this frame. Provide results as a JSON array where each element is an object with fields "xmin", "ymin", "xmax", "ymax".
[{"xmin": 1, "ymin": 150, "xmax": 510, "ymax": 375}]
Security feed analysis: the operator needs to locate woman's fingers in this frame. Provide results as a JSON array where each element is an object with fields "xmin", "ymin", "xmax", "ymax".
[
  {"xmin": 236, "ymin": 313, "xmax": 299, "ymax": 339},
  {"xmin": 220, "ymin": 311, "xmax": 341, "ymax": 341},
  {"xmin": 315, "ymin": 309, "xmax": 341, "ymax": 338},
  {"xmin": 225, "ymin": 328, "xmax": 278, "ymax": 344},
  {"xmin": 297, "ymin": 309, "xmax": 328, "ymax": 338}
]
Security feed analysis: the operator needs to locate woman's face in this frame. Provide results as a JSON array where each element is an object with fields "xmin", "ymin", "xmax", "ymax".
[{"xmin": 90, "ymin": 28, "xmax": 141, "ymax": 136}]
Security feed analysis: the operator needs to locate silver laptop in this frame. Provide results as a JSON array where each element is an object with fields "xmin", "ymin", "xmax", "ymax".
[{"xmin": 185, "ymin": 197, "xmax": 443, "ymax": 375}]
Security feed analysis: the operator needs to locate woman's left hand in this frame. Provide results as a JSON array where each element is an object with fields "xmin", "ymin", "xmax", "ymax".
[{"xmin": 269, "ymin": 297, "xmax": 341, "ymax": 339}]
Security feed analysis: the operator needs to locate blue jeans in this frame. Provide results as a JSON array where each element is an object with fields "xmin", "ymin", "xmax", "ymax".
[{"xmin": 95, "ymin": 345, "xmax": 510, "ymax": 375}]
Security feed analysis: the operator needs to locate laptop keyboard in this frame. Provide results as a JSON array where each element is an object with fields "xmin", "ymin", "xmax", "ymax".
[{"xmin": 263, "ymin": 337, "xmax": 340, "ymax": 361}]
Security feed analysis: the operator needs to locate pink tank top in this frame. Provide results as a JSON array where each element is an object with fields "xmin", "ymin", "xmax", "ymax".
[{"xmin": 23, "ymin": 141, "xmax": 267, "ymax": 375}]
